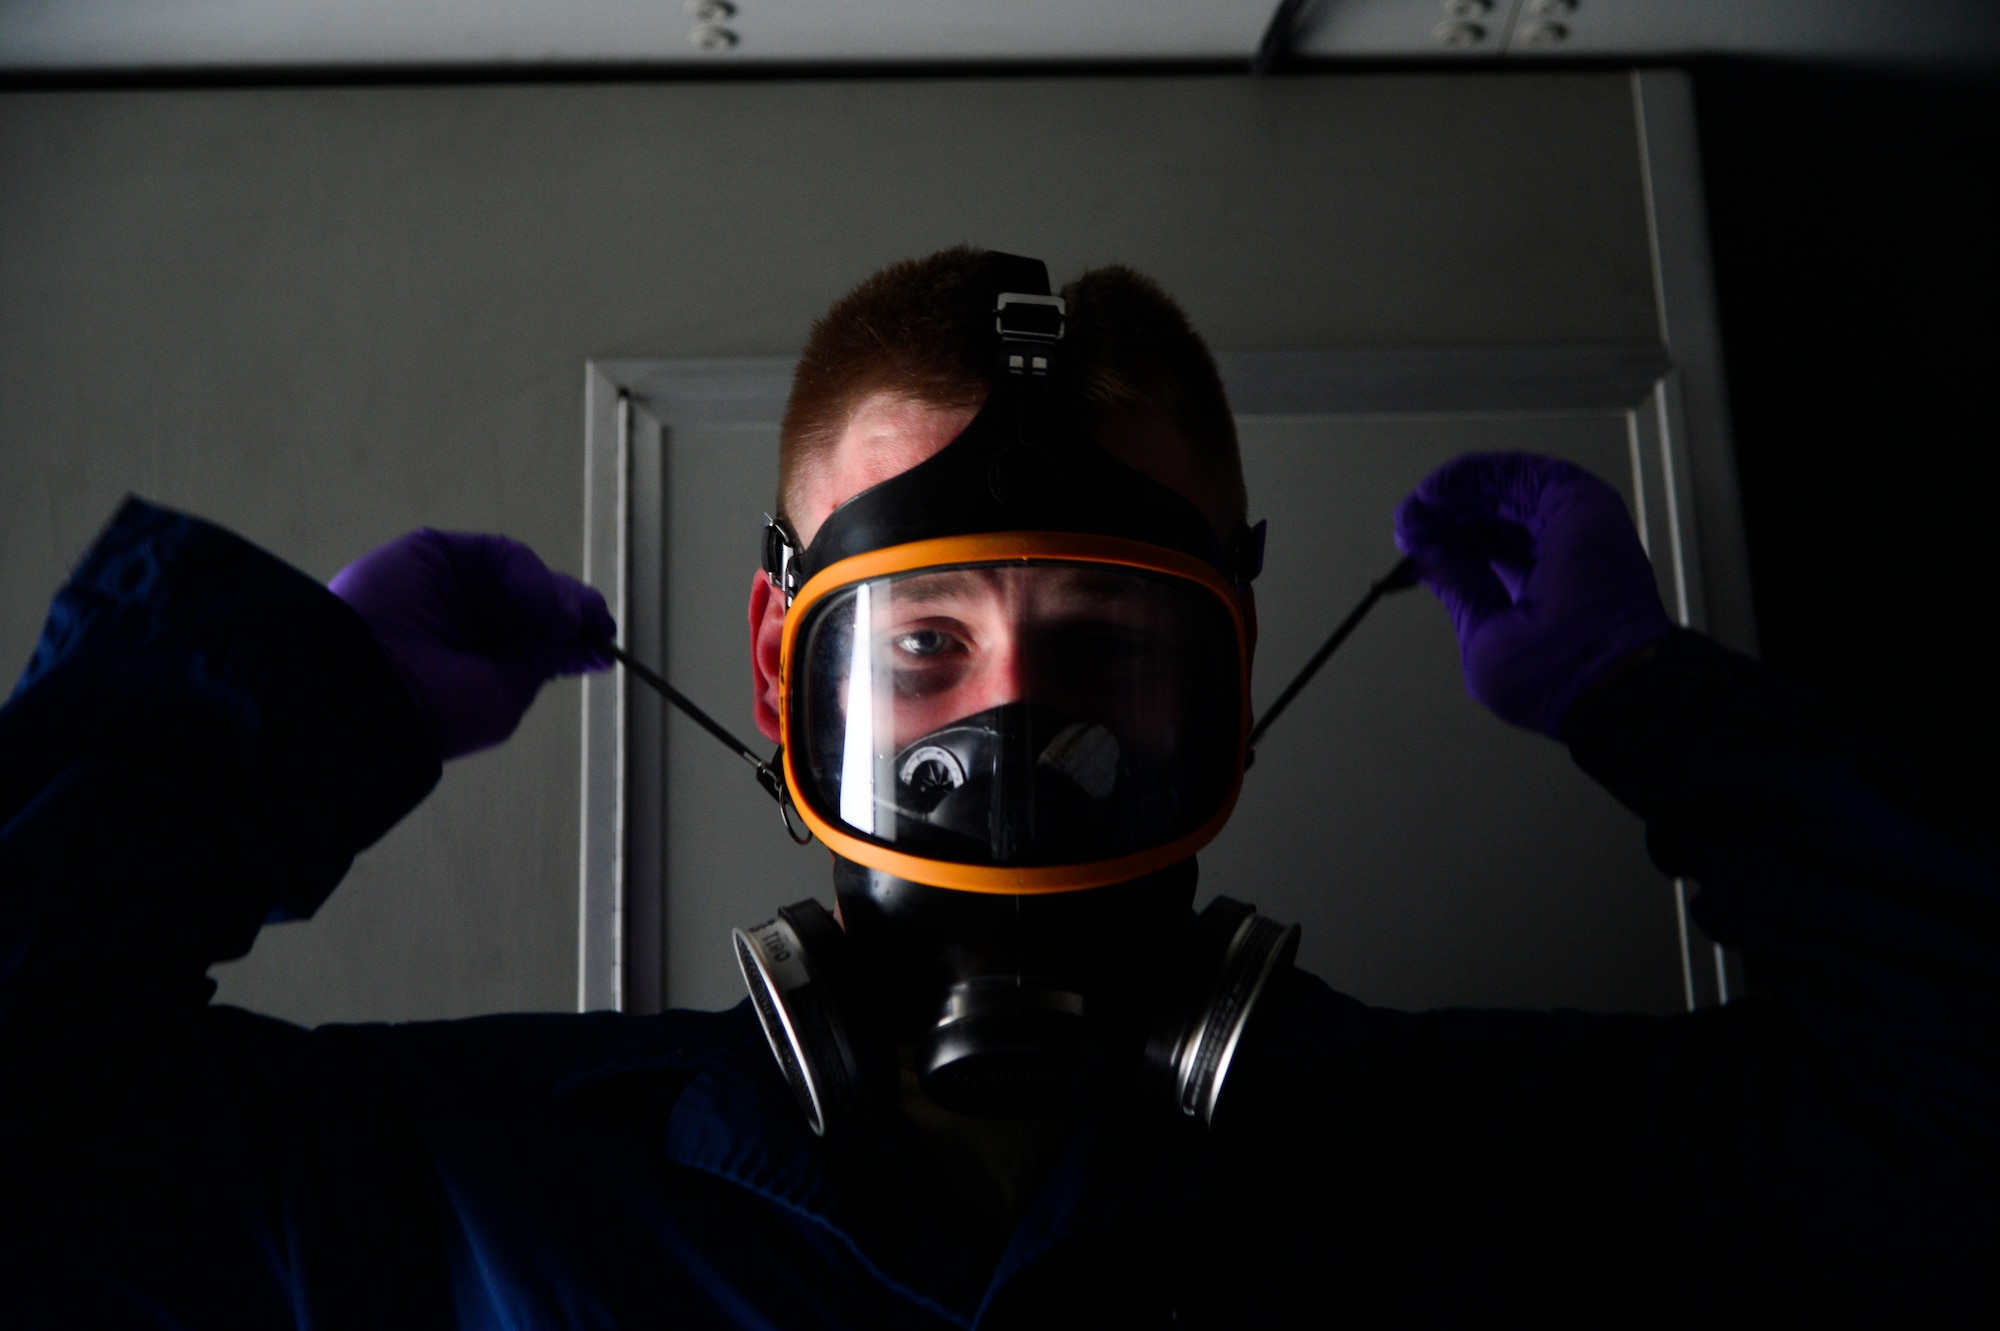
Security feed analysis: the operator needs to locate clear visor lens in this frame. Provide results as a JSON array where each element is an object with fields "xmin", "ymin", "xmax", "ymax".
[{"xmin": 792, "ymin": 560, "xmax": 1243, "ymax": 867}]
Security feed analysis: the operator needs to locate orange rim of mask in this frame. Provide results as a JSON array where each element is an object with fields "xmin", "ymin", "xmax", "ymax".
[{"xmin": 778, "ymin": 532, "xmax": 1250, "ymax": 895}]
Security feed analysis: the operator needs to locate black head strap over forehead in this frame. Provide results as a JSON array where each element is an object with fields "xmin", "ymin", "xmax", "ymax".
[{"xmin": 770, "ymin": 252, "xmax": 1255, "ymax": 596}]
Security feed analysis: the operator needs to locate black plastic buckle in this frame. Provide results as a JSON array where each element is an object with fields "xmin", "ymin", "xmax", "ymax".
[
  {"xmin": 762, "ymin": 514, "xmax": 802, "ymax": 605},
  {"xmin": 1225, "ymin": 519, "xmax": 1268, "ymax": 587},
  {"xmin": 995, "ymin": 292, "xmax": 1066, "ymax": 377}
]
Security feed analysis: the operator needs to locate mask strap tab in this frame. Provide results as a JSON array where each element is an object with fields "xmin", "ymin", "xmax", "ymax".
[
  {"xmin": 994, "ymin": 292, "xmax": 1066, "ymax": 377},
  {"xmin": 988, "ymin": 250, "xmax": 1063, "ymax": 377},
  {"xmin": 762, "ymin": 513, "xmax": 803, "ymax": 607},
  {"xmin": 1226, "ymin": 519, "xmax": 1268, "ymax": 587}
]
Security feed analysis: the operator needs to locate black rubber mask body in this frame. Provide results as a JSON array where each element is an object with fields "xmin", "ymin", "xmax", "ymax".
[
  {"xmin": 832, "ymin": 855, "xmax": 1198, "ymax": 1119},
  {"xmin": 740, "ymin": 255, "xmax": 1281, "ymax": 1126},
  {"xmin": 786, "ymin": 375, "xmax": 1237, "ymax": 594}
]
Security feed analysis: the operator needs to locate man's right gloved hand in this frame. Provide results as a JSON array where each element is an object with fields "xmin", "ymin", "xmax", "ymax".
[
  {"xmin": 1393, "ymin": 452, "xmax": 1673, "ymax": 739},
  {"xmin": 329, "ymin": 530, "xmax": 614, "ymax": 760}
]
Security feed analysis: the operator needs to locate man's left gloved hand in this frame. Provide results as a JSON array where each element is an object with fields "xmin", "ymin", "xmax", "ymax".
[
  {"xmin": 1393, "ymin": 452, "xmax": 1673, "ymax": 739},
  {"xmin": 330, "ymin": 530, "xmax": 615, "ymax": 760}
]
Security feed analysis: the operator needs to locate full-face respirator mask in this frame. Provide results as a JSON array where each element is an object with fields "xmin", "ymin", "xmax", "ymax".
[
  {"xmin": 591, "ymin": 254, "xmax": 1414, "ymax": 1137},
  {"xmin": 730, "ymin": 254, "xmax": 1300, "ymax": 1136}
]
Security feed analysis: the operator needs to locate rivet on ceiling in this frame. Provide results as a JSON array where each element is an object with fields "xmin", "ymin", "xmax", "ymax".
[{"xmin": 686, "ymin": 0, "xmax": 738, "ymax": 53}]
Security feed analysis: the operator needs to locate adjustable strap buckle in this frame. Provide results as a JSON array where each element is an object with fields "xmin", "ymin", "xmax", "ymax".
[
  {"xmin": 1224, "ymin": 519, "xmax": 1268, "ymax": 588},
  {"xmin": 762, "ymin": 514, "xmax": 803, "ymax": 606},
  {"xmin": 995, "ymin": 292, "xmax": 1066, "ymax": 377}
]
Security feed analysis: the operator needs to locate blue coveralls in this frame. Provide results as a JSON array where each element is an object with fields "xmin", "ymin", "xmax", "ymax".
[{"xmin": 2, "ymin": 499, "xmax": 1995, "ymax": 1327}]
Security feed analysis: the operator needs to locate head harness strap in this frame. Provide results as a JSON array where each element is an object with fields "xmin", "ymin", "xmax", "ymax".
[{"xmin": 766, "ymin": 251, "xmax": 1259, "ymax": 599}]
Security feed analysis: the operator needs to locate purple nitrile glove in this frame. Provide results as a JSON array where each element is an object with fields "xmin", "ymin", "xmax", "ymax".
[
  {"xmin": 1393, "ymin": 452, "xmax": 1673, "ymax": 739},
  {"xmin": 329, "ymin": 530, "xmax": 615, "ymax": 760}
]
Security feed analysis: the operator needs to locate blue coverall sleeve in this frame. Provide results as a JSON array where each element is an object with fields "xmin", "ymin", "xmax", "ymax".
[
  {"xmin": 0, "ymin": 497, "xmax": 440, "ymax": 1057},
  {"xmin": 6, "ymin": 502, "xmax": 1996, "ymax": 1324},
  {"xmin": 1560, "ymin": 632, "xmax": 2000, "ymax": 1314},
  {"xmin": 1568, "ymin": 631, "xmax": 2000, "ymax": 1128},
  {"xmin": 1209, "ymin": 631, "xmax": 2000, "ymax": 1325},
  {"xmin": 0, "ymin": 501, "xmax": 452, "ymax": 1326}
]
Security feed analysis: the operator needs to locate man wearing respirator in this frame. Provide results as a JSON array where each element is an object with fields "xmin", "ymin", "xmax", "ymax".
[{"xmin": 3, "ymin": 248, "xmax": 1992, "ymax": 1326}]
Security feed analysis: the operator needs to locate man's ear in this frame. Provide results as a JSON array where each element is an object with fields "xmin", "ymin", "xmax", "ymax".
[{"xmin": 748, "ymin": 571, "xmax": 786, "ymax": 744}]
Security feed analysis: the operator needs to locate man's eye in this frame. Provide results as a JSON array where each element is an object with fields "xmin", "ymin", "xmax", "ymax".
[{"xmin": 893, "ymin": 629, "xmax": 955, "ymax": 658}]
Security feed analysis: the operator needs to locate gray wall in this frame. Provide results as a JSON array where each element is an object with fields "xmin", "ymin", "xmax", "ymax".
[{"xmin": 0, "ymin": 73, "xmax": 1658, "ymax": 1025}]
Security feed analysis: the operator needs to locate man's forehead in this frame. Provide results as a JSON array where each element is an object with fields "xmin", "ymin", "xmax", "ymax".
[
  {"xmin": 791, "ymin": 389, "xmax": 1231, "ymax": 550},
  {"xmin": 792, "ymin": 394, "xmax": 980, "ymax": 547}
]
